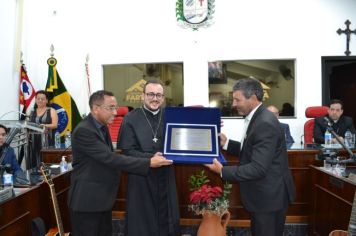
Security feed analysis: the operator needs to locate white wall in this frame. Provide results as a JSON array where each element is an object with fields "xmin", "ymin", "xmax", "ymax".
[{"xmin": 1, "ymin": 0, "xmax": 356, "ymax": 144}]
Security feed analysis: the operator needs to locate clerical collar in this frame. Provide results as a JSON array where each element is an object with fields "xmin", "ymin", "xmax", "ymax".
[{"xmin": 143, "ymin": 105, "xmax": 160, "ymax": 115}]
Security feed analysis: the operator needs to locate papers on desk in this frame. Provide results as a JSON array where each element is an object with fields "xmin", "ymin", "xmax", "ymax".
[{"xmin": 321, "ymin": 143, "xmax": 343, "ymax": 149}]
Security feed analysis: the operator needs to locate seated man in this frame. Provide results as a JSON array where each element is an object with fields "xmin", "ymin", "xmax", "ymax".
[
  {"xmin": 313, "ymin": 99, "xmax": 355, "ymax": 144},
  {"xmin": 267, "ymin": 105, "xmax": 295, "ymax": 146},
  {"xmin": 0, "ymin": 124, "xmax": 22, "ymax": 175}
]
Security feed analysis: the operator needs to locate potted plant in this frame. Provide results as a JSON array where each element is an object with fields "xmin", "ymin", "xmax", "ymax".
[{"xmin": 188, "ymin": 170, "xmax": 232, "ymax": 236}]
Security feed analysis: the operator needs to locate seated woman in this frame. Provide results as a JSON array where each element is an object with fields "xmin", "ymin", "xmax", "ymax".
[
  {"xmin": 28, "ymin": 90, "xmax": 58, "ymax": 168},
  {"xmin": 0, "ymin": 124, "xmax": 22, "ymax": 175}
]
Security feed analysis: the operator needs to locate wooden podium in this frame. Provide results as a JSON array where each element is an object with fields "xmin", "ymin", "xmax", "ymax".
[{"xmin": 310, "ymin": 165, "xmax": 356, "ymax": 235}]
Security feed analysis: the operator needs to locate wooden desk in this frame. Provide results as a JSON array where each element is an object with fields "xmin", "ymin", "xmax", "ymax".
[
  {"xmin": 310, "ymin": 165, "xmax": 356, "ymax": 235},
  {"xmin": 40, "ymin": 147, "xmax": 323, "ymax": 227},
  {"xmin": 0, "ymin": 171, "xmax": 71, "ymax": 236}
]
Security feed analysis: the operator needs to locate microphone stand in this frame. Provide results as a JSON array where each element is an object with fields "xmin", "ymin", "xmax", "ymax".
[{"xmin": 324, "ymin": 125, "xmax": 356, "ymax": 171}]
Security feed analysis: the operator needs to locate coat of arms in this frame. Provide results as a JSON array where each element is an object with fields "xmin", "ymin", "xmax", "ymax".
[{"xmin": 176, "ymin": 0, "xmax": 215, "ymax": 30}]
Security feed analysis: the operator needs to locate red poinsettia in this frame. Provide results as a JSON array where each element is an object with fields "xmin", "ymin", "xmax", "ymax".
[
  {"xmin": 188, "ymin": 171, "xmax": 231, "ymax": 216},
  {"xmin": 189, "ymin": 184, "xmax": 223, "ymax": 204}
]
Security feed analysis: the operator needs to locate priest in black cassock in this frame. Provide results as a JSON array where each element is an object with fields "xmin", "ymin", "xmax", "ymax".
[{"xmin": 117, "ymin": 79, "xmax": 180, "ymax": 236}]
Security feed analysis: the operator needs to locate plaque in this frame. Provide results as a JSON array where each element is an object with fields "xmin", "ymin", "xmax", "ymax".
[{"xmin": 163, "ymin": 107, "xmax": 226, "ymax": 164}]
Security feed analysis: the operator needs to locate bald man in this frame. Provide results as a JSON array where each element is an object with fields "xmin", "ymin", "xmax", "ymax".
[{"xmin": 267, "ymin": 105, "xmax": 294, "ymax": 146}]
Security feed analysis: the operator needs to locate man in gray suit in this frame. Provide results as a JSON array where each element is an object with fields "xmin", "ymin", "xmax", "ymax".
[
  {"xmin": 68, "ymin": 90, "xmax": 173, "ymax": 236},
  {"xmin": 267, "ymin": 105, "xmax": 295, "ymax": 147},
  {"xmin": 206, "ymin": 78, "xmax": 295, "ymax": 236}
]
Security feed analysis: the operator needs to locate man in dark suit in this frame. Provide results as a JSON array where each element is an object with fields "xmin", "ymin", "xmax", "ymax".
[
  {"xmin": 313, "ymin": 99, "xmax": 355, "ymax": 144},
  {"xmin": 267, "ymin": 105, "xmax": 295, "ymax": 147},
  {"xmin": 68, "ymin": 90, "xmax": 173, "ymax": 236},
  {"xmin": 0, "ymin": 124, "xmax": 23, "ymax": 175},
  {"xmin": 206, "ymin": 78, "xmax": 295, "ymax": 236}
]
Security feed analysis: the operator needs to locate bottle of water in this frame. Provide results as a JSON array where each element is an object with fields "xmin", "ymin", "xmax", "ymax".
[
  {"xmin": 324, "ymin": 129, "xmax": 332, "ymax": 148},
  {"xmin": 64, "ymin": 130, "xmax": 71, "ymax": 148},
  {"xmin": 54, "ymin": 131, "xmax": 61, "ymax": 149},
  {"xmin": 345, "ymin": 129, "xmax": 352, "ymax": 148},
  {"xmin": 60, "ymin": 156, "xmax": 68, "ymax": 173}
]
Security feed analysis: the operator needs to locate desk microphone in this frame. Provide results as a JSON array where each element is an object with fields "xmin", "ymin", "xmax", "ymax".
[
  {"xmin": 0, "ymin": 110, "xmax": 29, "ymax": 120},
  {"xmin": 323, "ymin": 117, "xmax": 332, "ymax": 127}
]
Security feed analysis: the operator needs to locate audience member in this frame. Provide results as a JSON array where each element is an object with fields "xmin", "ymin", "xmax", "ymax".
[
  {"xmin": 0, "ymin": 124, "xmax": 22, "ymax": 175},
  {"xmin": 267, "ymin": 105, "xmax": 295, "ymax": 146},
  {"xmin": 313, "ymin": 99, "xmax": 355, "ymax": 144}
]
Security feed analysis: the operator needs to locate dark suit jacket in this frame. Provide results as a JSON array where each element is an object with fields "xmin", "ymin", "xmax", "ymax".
[
  {"xmin": 68, "ymin": 114, "xmax": 151, "ymax": 212},
  {"xmin": 313, "ymin": 115, "xmax": 355, "ymax": 144},
  {"xmin": 0, "ymin": 146, "xmax": 22, "ymax": 174},
  {"xmin": 222, "ymin": 105, "xmax": 295, "ymax": 212},
  {"xmin": 280, "ymin": 122, "xmax": 294, "ymax": 145}
]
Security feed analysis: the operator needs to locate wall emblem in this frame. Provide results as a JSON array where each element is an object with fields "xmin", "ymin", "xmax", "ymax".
[
  {"xmin": 125, "ymin": 79, "xmax": 147, "ymax": 103},
  {"xmin": 176, "ymin": 0, "xmax": 215, "ymax": 30}
]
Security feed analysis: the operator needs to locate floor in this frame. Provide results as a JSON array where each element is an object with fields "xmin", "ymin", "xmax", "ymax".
[{"xmin": 112, "ymin": 219, "xmax": 309, "ymax": 236}]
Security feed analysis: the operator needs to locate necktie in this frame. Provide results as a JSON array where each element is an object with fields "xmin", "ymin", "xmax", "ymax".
[{"xmin": 101, "ymin": 125, "xmax": 111, "ymax": 147}]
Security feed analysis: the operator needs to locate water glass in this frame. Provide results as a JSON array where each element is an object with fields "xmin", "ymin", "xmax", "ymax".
[
  {"xmin": 336, "ymin": 162, "xmax": 346, "ymax": 173},
  {"xmin": 323, "ymin": 160, "xmax": 331, "ymax": 170},
  {"xmin": 351, "ymin": 133, "xmax": 355, "ymax": 148}
]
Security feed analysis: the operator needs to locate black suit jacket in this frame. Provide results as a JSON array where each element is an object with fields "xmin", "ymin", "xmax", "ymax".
[
  {"xmin": 68, "ymin": 114, "xmax": 151, "ymax": 212},
  {"xmin": 222, "ymin": 105, "xmax": 295, "ymax": 212},
  {"xmin": 313, "ymin": 115, "xmax": 355, "ymax": 144}
]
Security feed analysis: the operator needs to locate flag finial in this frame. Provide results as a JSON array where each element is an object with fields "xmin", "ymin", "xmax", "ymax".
[{"xmin": 50, "ymin": 44, "xmax": 55, "ymax": 57}]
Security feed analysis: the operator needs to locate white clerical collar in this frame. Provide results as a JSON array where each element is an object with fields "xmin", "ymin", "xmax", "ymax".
[{"xmin": 143, "ymin": 105, "xmax": 160, "ymax": 115}]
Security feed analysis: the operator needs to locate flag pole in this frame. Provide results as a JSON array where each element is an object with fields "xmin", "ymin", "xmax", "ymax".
[{"xmin": 85, "ymin": 53, "xmax": 92, "ymax": 98}]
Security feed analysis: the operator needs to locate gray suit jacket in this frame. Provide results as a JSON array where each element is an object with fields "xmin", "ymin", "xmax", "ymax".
[
  {"xmin": 68, "ymin": 114, "xmax": 151, "ymax": 212},
  {"xmin": 222, "ymin": 105, "xmax": 295, "ymax": 212}
]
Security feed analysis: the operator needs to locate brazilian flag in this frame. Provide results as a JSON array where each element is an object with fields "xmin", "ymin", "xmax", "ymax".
[{"xmin": 46, "ymin": 57, "xmax": 82, "ymax": 136}]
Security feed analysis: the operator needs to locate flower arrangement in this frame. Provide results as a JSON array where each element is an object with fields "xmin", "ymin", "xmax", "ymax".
[{"xmin": 188, "ymin": 170, "xmax": 232, "ymax": 216}]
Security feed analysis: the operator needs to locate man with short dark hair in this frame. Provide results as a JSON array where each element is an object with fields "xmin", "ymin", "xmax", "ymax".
[
  {"xmin": 117, "ymin": 80, "xmax": 180, "ymax": 236},
  {"xmin": 313, "ymin": 99, "xmax": 355, "ymax": 144},
  {"xmin": 0, "ymin": 124, "xmax": 22, "ymax": 175},
  {"xmin": 68, "ymin": 90, "xmax": 173, "ymax": 236},
  {"xmin": 206, "ymin": 78, "xmax": 295, "ymax": 236}
]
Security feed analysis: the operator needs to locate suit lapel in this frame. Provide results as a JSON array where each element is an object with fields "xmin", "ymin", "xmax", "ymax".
[
  {"xmin": 87, "ymin": 114, "xmax": 113, "ymax": 150},
  {"xmin": 242, "ymin": 105, "xmax": 265, "ymax": 151}
]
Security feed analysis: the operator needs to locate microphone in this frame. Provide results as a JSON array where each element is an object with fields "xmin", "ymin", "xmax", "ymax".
[
  {"xmin": 4, "ymin": 124, "xmax": 22, "ymax": 147},
  {"xmin": 0, "ymin": 110, "xmax": 29, "ymax": 120},
  {"xmin": 323, "ymin": 117, "xmax": 332, "ymax": 127}
]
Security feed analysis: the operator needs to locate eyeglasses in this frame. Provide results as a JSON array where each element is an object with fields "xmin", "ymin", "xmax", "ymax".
[
  {"xmin": 96, "ymin": 104, "xmax": 118, "ymax": 112},
  {"xmin": 145, "ymin": 93, "xmax": 164, "ymax": 100}
]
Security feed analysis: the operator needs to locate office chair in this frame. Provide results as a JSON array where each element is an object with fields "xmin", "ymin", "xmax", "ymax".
[
  {"xmin": 108, "ymin": 106, "xmax": 129, "ymax": 142},
  {"xmin": 304, "ymin": 106, "xmax": 329, "ymax": 144}
]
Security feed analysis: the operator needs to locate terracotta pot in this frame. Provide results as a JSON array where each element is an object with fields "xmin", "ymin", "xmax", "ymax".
[{"xmin": 197, "ymin": 211, "xmax": 230, "ymax": 236}]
